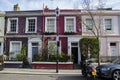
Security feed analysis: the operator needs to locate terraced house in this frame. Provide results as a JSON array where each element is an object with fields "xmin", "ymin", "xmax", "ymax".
[
  {"xmin": 81, "ymin": 9, "xmax": 120, "ymax": 61},
  {"xmin": 2, "ymin": 5, "xmax": 120, "ymax": 69},
  {"xmin": 5, "ymin": 5, "xmax": 43, "ymax": 62},
  {"xmin": 42, "ymin": 8, "xmax": 81, "ymax": 64},
  {"xmin": 5, "ymin": 5, "xmax": 82, "ymax": 65}
]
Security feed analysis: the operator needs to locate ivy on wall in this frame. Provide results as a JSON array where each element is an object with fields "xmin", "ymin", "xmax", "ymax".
[{"xmin": 79, "ymin": 38, "xmax": 99, "ymax": 59}]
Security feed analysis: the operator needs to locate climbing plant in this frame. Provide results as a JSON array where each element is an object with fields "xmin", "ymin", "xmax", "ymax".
[{"xmin": 79, "ymin": 38, "xmax": 99, "ymax": 59}]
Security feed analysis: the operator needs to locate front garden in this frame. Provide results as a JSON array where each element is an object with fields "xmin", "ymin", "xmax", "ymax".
[{"xmin": 4, "ymin": 44, "xmax": 73, "ymax": 69}]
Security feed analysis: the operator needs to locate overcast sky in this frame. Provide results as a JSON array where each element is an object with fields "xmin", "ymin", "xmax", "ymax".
[{"xmin": 0, "ymin": 0, "xmax": 120, "ymax": 11}]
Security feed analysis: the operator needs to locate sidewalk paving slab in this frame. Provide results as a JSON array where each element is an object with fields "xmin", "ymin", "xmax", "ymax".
[{"xmin": 0, "ymin": 68, "xmax": 82, "ymax": 75}]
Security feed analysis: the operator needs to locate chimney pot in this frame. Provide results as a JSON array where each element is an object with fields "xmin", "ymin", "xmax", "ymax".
[{"xmin": 14, "ymin": 4, "xmax": 20, "ymax": 11}]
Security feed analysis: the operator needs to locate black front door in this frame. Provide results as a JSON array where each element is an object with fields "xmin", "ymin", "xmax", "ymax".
[{"xmin": 72, "ymin": 47, "xmax": 78, "ymax": 64}]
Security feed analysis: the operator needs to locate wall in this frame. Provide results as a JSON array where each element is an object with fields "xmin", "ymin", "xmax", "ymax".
[{"xmin": 0, "ymin": 12, "xmax": 5, "ymax": 55}]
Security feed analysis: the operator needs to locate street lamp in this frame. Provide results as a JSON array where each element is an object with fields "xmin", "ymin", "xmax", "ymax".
[
  {"xmin": 88, "ymin": 47, "xmax": 90, "ymax": 58},
  {"xmin": 56, "ymin": 7, "xmax": 60, "ymax": 17},
  {"xmin": 56, "ymin": 7, "xmax": 60, "ymax": 73},
  {"xmin": 88, "ymin": 47, "xmax": 91, "ymax": 59}
]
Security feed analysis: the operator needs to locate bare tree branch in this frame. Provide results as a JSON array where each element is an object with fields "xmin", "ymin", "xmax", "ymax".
[{"xmin": 81, "ymin": 0, "xmax": 106, "ymax": 65}]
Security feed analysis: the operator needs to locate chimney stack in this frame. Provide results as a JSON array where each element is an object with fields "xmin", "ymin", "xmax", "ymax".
[
  {"xmin": 44, "ymin": 6, "xmax": 49, "ymax": 10},
  {"xmin": 14, "ymin": 4, "xmax": 20, "ymax": 11}
]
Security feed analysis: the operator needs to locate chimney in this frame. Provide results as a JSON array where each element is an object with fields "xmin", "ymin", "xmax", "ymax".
[
  {"xmin": 44, "ymin": 6, "xmax": 49, "ymax": 10},
  {"xmin": 14, "ymin": 4, "xmax": 20, "ymax": 11}
]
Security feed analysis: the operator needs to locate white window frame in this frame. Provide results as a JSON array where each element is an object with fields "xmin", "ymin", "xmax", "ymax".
[
  {"xmin": 48, "ymin": 41, "xmax": 61, "ymax": 54},
  {"xmin": 104, "ymin": 18, "xmax": 113, "ymax": 32},
  {"xmin": 7, "ymin": 18, "xmax": 18, "ymax": 33},
  {"xmin": 85, "ymin": 18, "xmax": 93, "ymax": 32},
  {"xmin": 64, "ymin": 16, "xmax": 76, "ymax": 32},
  {"xmin": 10, "ymin": 41, "xmax": 22, "ymax": 53},
  {"xmin": 26, "ymin": 17, "xmax": 37, "ymax": 33},
  {"xmin": 45, "ymin": 17, "xmax": 56, "ymax": 33}
]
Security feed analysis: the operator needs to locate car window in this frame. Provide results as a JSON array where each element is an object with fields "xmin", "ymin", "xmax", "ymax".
[{"xmin": 113, "ymin": 58, "xmax": 120, "ymax": 64}]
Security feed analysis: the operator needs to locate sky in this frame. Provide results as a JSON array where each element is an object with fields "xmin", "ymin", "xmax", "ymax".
[{"xmin": 0, "ymin": 0, "xmax": 120, "ymax": 11}]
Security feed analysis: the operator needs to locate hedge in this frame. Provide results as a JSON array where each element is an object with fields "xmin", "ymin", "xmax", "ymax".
[{"xmin": 79, "ymin": 38, "xmax": 99, "ymax": 59}]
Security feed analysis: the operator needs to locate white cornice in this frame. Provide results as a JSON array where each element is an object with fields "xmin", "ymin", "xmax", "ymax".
[
  {"xmin": 6, "ymin": 11, "xmax": 81, "ymax": 17},
  {"xmin": 6, "ymin": 12, "xmax": 43, "ymax": 16},
  {"xmin": 43, "ymin": 35, "xmax": 81, "ymax": 37},
  {"xmin": 81, "ymin": 10, "xmax": 120, "ymax": 16},
  {"xmin": 6, "ymin": 35, "xmax": 42, "ymax": 38}
]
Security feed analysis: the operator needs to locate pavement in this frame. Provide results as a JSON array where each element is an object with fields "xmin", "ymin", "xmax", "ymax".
[{"xmin": 0, "ymin": 68, "xmax": 82, "ymax": 75}]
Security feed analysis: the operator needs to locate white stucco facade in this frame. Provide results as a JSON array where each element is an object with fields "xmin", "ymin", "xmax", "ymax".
[
  {"xmin": 101, "ymin": 37, "xmax": 120, "ymax": 57},
  {"xmin": 81, "ymin": 10, "xmax": 120, "ymax": 57},
  {"xmin": 0, "ymin": 11, "xmax": 5, "ymax": 55}
]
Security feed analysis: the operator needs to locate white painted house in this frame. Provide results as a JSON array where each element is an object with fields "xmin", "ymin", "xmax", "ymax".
[
  {"xmin": 0, "ymin": 11, "xmax": 5, "ymax": 55},
  {"xmin": 81, "ymin": 10, "xmax": 120, "ymax": 59}
]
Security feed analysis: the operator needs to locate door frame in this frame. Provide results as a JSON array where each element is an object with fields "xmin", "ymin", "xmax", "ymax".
[
  {"xmin": 28, "ymin": 38, "xmax": 41, "ymax": 63},
  {"xmin": 68, "ymin": 37, "xmax": 81, "ymax": 64},
  {"xmin": 71, "ymin": 42, "xmax": 80, "ymax": 64}
]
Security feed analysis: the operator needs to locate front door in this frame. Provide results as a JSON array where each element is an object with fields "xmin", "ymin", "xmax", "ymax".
[
  {"xmin": 110, "ymin": 43, "xmax": 118, "ymax": 56},
  {"xmin": 32, "ymin": 42, "xmax": 39, "ymax": 61},
  {"xmin": 71, "ymin": 42, "xmax": 79, "ymax": 64},
  {"xmin": 72, "ymin": 47, "xmax": 78, "ymax": 64}
]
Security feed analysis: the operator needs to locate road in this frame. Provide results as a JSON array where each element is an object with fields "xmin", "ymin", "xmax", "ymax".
[{"xmin": 0, "ymin": 74, "xmax": 107, "ymax": 80}]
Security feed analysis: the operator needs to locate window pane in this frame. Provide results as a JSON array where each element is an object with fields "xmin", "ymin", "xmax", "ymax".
[
  {"xmin": 32, "ymin": 43, "xmax": 39, "ymax": 46},
  {"xmin": 47, "ymin": 18, "xmax": 55, "ymax": 32},
  {"xmin": 86, "ymin": 19, "xmax": 93, "ymax": 31},
  {"xmin": 10, "ymin": 19, "xmax": 17, "ymax": 32},
  {"xmin": 66, "ymin": 18, "xmax": 75, "ymax": 32},
  {"xmin": 66, "ymin": 19, "xmax": 74, "ymax": 24},
  {"xmin": 105, "ymin": 19, "xmax": 112, "ymax": 30},
  {"xmin": 12, "ymin": 42, "xmax": 21, "ymax": 54},
  {"xmin": 71, "ymin": 43, "xmax": 78, "ymax": 46},
  {"xmin": 110, "ymin": 43, "xmax": 116, "ymax": 46},
  {"xmin": 28, "ymin": 19, "xmax": 36, "ymax": 32},
  {"xmin": 48, "ymin": 41, "xmax": 57, "ymax": 54}
]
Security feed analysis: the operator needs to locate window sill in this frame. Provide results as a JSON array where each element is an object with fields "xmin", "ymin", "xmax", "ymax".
[
  {"xmin": 44, "ymin": 32, "xmax": 56, "ymax": 34},
  {"xmin": 7, "ymin": 32, "xmax": 18, "ymax": 34},
  {"xmin": 104, "ymin": 31, "xmax": 114, "ymax": 33},
  {"xmin": 25, "ymin": 32, "xmax": 37, "ymax": 33},
  {"xmin": 64, "ymin": 32, "xmax": 76, "ymax": 34}
]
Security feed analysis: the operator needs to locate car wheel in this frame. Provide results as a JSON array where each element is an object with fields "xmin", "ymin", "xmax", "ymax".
[{"xmin": 112, "ymin": 70, "xmax": 120, "ymax": 80}]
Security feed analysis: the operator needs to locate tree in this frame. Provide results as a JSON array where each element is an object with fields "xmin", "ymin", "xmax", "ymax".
[
  {"xmin": 80, "ymin": 38, "xmax": 99, "ymax": 59},
  {"xmin": 81, "ymin": 0, "xmax": 106, "ymax": 65}
]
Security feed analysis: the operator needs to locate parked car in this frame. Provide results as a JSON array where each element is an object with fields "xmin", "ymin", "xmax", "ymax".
[
  {"xmin": 0, "ymin": 55, "xmax": 4, "ymax": 70},
  {"xmin": 96, "ymin": 59, "xmax": 120, "ymax": 80}
]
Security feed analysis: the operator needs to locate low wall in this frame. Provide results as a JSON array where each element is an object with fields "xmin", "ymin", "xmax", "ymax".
[
  {"xmin": 4, "ymin": 61, "xmax": 73, "ymax": 69},
  {"xmin": 32, "ymin": 62, "xmax": 73, "ymax": 69},
  {"xmin": 4, "ymin": 61, "xmax": 22, "ymax": 68}
]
